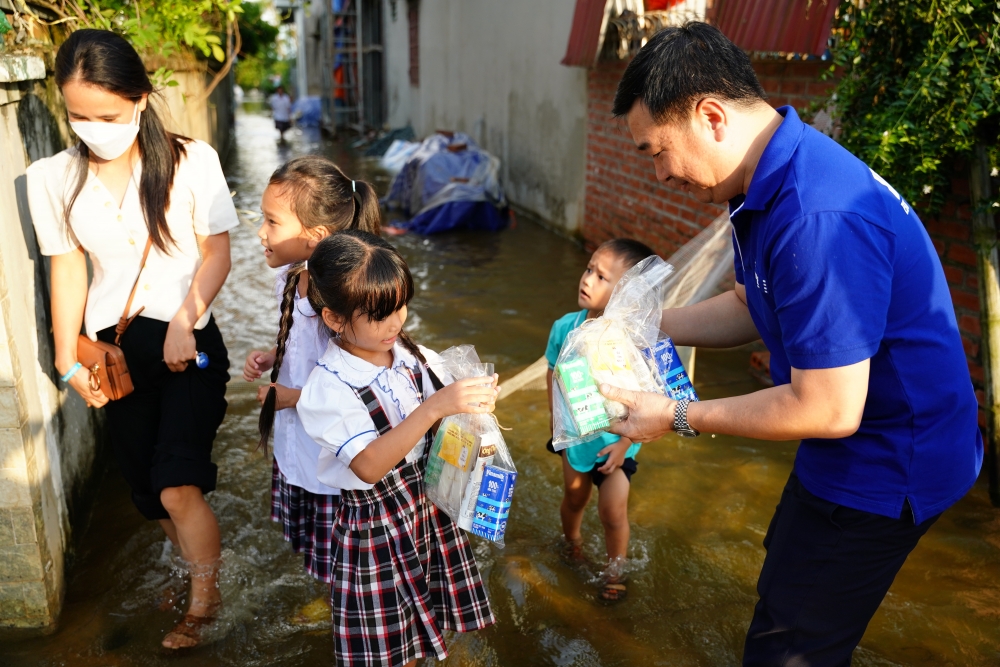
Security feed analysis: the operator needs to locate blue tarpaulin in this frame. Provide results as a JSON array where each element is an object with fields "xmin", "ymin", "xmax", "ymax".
[{"xmin": 383, "ymin": 132, "xmax": 508, "ymax": 234}]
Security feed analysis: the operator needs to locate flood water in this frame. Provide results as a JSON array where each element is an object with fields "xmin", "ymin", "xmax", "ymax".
[{"xmin": 3, "ymin": 113, "xmax": 1000, "ymax": 666}]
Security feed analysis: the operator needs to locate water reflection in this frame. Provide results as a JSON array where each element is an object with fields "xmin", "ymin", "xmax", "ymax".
[{"xmin": 2, "ymin": 113, "xmax": 999, "ymax": 666}]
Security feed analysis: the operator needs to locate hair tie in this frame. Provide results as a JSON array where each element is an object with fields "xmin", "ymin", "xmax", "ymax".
[
  {"xmin": 351, "ymin": 180, "xmax": 356, "ymax": 192},
  {"xmin": 269, "ymin": 382, "xmax": 276, "ymax": 388}
]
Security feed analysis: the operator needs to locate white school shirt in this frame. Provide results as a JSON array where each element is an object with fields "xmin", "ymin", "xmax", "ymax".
[
  {"xmin": 25, "ymin": 140, "xmax": 239, "ymax": 339},
  {"xmin": 269, "ymin": 93, "xmax": 292, "ymax": 122},
  {"xmin": 297, "ymin": 339, "xmax": 444, "ymax": 491},
  {"xmin": 271, "ymin": 268, "xmax": 341, "ymax": 496}
]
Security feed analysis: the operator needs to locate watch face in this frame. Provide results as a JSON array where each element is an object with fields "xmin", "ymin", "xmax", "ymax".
[{"xmin": 677, "ymin": 428, "xmax": 699, "ymax": 438}]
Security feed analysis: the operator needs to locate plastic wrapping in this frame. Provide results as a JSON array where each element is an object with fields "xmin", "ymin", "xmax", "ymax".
[
  {"xmin": 425, "ymin": 345, "xmax": 517, "ymax": 547},
  {"xmin": 551, "ymin": 256, "xmax": 675, "ymax": 450}
]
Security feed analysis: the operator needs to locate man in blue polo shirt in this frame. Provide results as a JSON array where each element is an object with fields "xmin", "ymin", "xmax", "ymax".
[{"xmin": 600, "ymin": 22, "xmax": 983, "ymax": 666}]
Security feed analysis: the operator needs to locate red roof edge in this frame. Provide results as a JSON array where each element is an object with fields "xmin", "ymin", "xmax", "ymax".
[
  {"xmin": 715, "ymin": 0, "xmax": 839, "ymax": 56},
  {"xmin": 561, "ymin": 0, "xmax": 608, "ymax": 67}
]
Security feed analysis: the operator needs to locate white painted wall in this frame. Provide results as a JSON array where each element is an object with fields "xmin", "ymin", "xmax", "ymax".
[{"xmin": 383, "ymin": 0, "xmax": 588, "ymax": 232}]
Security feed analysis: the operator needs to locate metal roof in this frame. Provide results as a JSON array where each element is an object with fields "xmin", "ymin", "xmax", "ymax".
[
  {"xmin": 561, "ymin": 0, "xmax": 838, "ymax": 67},
  {"xmin": 562, "ymin": 0, "xmax": 614, "ymax": 67},
  {"xmin": 712, "ymin": 0, "xmax": 839, "ymax": 56}
]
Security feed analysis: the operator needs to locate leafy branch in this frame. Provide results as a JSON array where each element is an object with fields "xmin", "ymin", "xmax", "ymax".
[
  {"xmin": 830, "ymin": 0, "xmax": 1000, "ymax": 212},
  {"xmin": 11, "ymin": 1, "xmax": 243, "ymax": 95}
]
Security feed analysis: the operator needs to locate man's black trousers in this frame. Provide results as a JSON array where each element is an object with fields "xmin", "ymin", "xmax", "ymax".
[{"xmin": 743, "ymin": 472, "xmax": 940, "ymax": 667}]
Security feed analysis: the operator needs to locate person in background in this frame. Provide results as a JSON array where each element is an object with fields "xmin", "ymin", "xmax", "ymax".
[
  {"xmin": 604, "ymin": 22, "xmax": 982, "ymax": 666},
  {"xmin": 243, "ymin": 156, "xmax": 381, "ymax": 592},
  {"xmin": 26, "ymin": 30, "xmax": 237, "ymax": 649},
  {"xmin": 545, "ymin": 238, "xmax": 657, "ymax": 602},
  {"xmin": 268, "ymin": 85, "xmax": 293, "ymax": 143}
]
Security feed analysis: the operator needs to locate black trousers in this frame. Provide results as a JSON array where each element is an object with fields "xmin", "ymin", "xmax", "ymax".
[
  {"xmin": 98, "ymin": 316, "xmax": 230, "ymax": 520},
  {"xmin": 743, "ymin": 472, "xmax": 940, "ymax": 667}
]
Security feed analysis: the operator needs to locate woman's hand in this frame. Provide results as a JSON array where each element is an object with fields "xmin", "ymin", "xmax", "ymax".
[
  {"xmin": 63, "ymin": 364, "xmax": 109, "ymax": 408},
  {"xmin": 164, "ymin": 318, "xmax": 197, "ymax": 372},
  {"xmin": 244, "ymin": 350, "xmax": 276, "ymax": 382},
  {"xmin": 423, "ymin": 374, "xmax": 499, "ymax": 421},
  {"xmin": 596, "ymin": 437, "xmax": 631, "ymax": 475},
  {"xmin": 256, "ymin": 383, "xmax": 301, "ymax": 410}
]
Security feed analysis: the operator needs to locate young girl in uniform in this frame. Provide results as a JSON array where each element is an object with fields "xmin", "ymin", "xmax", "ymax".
[
  {"xmin": 297, "ymin": 230, "xmax": 496, "ymax": 667},
  {"xmin": 243, "ymin": 156, "xmax": 381, "ymax": 585}
]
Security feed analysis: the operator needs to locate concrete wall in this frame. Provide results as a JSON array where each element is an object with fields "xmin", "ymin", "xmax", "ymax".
[
  {"xmin": 383, "ymin": 0, "xmax": 589, "ymax": 232},
  {"xmin": 0, "ymin": 54, "xmax": 105, "ymax": 632},
  {"xmin": 155, "ymin": 64, "xmax": 236, "ymax": 163}
]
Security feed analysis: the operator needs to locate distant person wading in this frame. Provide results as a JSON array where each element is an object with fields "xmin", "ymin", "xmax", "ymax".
[
  {"xmin": 601, "ymin": 22, "xmax": 982, "ymax": 666},
  {"xmin": 26, "ymin": 30, "xmax": 238, "ymax": 649}
]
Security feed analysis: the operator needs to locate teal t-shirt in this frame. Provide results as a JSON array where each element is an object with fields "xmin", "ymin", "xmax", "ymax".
[{"xmin": 546, "ymin": 309, "xmax": 642, "ymax": 473}]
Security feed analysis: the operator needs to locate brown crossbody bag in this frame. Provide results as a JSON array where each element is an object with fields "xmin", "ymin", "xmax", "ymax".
[{"xmin": 76, "ymin": 237, "xmax": 153, "ymax": 401}]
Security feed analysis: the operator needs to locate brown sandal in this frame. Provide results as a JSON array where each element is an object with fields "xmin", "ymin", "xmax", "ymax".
[
  {"xmin": 162, "ymin": 602, "xmax": 221, "ymax": 649},
  {"xmin": 600, "ymin": 581, "xmax": 628, "ymax": 602}
]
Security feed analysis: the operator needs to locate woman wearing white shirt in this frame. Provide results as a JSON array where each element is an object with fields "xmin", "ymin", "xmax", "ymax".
[{"xmin": 26, "ymin": 30, "xmax": 237, "ymax": 649}]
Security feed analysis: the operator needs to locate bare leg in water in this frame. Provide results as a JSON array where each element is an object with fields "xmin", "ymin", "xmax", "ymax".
[{"xmin": 158, "ymin": 485, "xmax": 222, "ymax": 649}]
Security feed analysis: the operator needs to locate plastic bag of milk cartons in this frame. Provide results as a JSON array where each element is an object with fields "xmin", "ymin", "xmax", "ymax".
[
  {"xmin": 424, "ymin": 345, "xmax": 517, "ymax": 547},
  {"xmin": 551, "ymin": 256, "xmax": 676, "ymax": 450}
]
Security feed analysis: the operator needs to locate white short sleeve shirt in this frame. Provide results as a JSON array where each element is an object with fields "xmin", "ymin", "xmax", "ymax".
[
  {"xmin": 297, "ymin": 340, "xmax": 442, "ymax": 491},
  {"xmin": 25, "ymin": 140, "xmax": 240, "ymax": 338},
  {"xmin": 271, "ymin": 269, "xmax": 341, "ymax": 496},
  {"xmin": 269, "ymin": 94, "xmax": 292, "ymax": 122}
]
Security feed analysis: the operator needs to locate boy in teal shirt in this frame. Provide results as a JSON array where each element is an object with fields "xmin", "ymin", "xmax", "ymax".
[{"xmin": 546, "ymin": 238, "xmax": 655, "ymax": 602}]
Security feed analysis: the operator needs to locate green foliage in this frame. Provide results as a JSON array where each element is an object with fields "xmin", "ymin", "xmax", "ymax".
[
  {"xmin": 80, "ymin": 0, "xmax": 243, "ymax": 63},
  {"xmin": 233, "ymin": 2, "xmax": 287, "ymax": 93},
  {"xmin": 830, "ymin": 0, "xmax": 1000, "ymax": 211},
  {"xmin": 237, "ymin": 1, "xmax": 279, "ymax": 60}
]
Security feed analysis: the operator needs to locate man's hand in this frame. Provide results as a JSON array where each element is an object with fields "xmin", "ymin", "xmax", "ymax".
[
  {"xmin": 600, "ymin": 384, "xmax": 677, "ymax": 443},
  {"xmin": 596, "ymin": 436, "xmax": 632, "ymax": 474}
]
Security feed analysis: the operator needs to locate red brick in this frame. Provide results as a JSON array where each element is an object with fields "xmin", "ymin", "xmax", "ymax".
[
  {"xmin": 927, "ymin": 220, "xmax": 970, "ymax": 241},
  {"xmin": 959, "ymin": 315, "xmax": 982, "ymax": 337},
  {"xmin": 947, "ymin": 243, "xmax": 978, "ymax": 267},
  {"xmin": 962, "ymin": 336, "xmax": 980, "ymax": 358},
  {"xmin": 943, "ymin": 265, "xmax": 964, "ymax": 285},
  {"xmin": 951, "ymin": 288, "xmax": 981, "ymax": 311},
  {"xmin": 969, "ymin": 362, "xmax": 985, "ymax": 383}
]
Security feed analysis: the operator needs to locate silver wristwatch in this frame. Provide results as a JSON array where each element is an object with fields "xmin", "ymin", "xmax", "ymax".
[{"xmin": 673, "ymin": 398, "xmax": 700, "ymax": 438}]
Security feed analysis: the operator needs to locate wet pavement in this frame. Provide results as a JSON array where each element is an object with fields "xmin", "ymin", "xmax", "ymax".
[{"xmin": 2, "ymin": 112, "xmax": 1000, "ymax": 666}]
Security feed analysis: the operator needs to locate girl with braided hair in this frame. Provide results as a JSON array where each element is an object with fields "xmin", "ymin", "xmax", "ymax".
[{"xmin": 242, "ymin": 156, "xmax": 380, "ymax": 584}]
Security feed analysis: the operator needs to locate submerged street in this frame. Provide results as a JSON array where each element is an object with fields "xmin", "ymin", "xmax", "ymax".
[{"xmin": 3, "ymin": 113, "xmax": 1000, "ymax": 666}]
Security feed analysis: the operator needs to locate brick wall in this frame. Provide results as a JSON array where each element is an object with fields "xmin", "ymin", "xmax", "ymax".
[{"xmin": 582, "ymin": 57, "xmax": 989, "ymax": 422}]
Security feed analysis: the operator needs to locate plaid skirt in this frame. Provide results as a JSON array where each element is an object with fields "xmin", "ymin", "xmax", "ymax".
[
  {"xmin": 331, "ymin": 459, "xmax": 494, "ymax": 667},
  {"xmin": 271, "ymin": 459, "xmax": 340, "ymax": 583}
]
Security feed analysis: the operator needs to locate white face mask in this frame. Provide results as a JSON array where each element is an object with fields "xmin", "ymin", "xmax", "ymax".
[{"xmin": 70, "ymin": 103, "xmax": 141, "ymax": 160}]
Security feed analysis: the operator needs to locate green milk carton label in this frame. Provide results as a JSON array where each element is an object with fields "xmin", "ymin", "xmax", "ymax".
[{"xmin": 557, "ymin": 357, "xmax": 611, "ymax": 436}]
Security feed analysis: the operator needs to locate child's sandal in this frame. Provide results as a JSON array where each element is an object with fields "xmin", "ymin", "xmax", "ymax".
[{"xmin": 600, "ymin": 581, "xmax": 627, "ymax": 602}]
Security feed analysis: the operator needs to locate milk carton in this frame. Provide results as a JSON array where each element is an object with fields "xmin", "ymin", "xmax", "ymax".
[
  {"xmin": 470, "ymin": 465, "xmax": 517, "ymax": 543},
  {"xmin": 643, "ymin": 337, "xmax": 698, "ymax": 402}
]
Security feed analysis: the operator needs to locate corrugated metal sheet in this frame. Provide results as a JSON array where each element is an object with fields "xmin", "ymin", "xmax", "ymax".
[
  {"xmin": 561, "ymin": 0, "xmax": 838, "ymax": 68},
  {"xmin": 713, "ymin": 0, "xmax": 839, "ymax": 56},
  {"xmin": 561, "ymin": 0, "xmax": 610, "ymax": 67}
]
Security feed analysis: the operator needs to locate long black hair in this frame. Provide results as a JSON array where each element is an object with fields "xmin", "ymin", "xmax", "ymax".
[
  {"xmin": 55, "ymin": 29, "xmax": 189, "ymax": 253},
  {"xmin": 256, "ymin": 158, "xmax": 383, "ymax": 452},
  {"xmin": 307, "ymin": 230, "xmax": 426, "ymax": 362}
]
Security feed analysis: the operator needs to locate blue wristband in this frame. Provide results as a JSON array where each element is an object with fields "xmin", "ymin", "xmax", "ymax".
[{"xmin": 60, "ymin": 362, "xmax": 83, "ymax": 383}]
